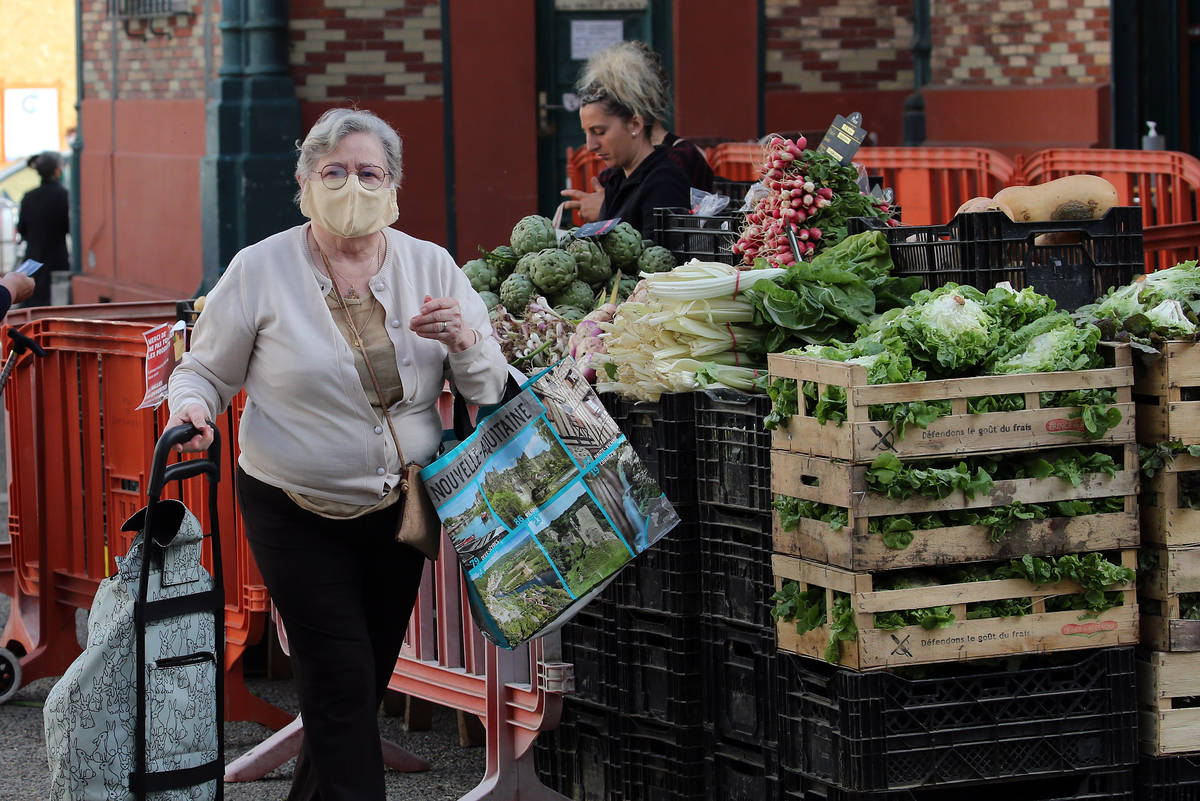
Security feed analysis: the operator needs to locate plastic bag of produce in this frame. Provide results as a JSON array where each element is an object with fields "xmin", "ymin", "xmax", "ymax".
[{"xmin": 421, "ymin": 358, "xmax": 679, "ymax": 648}]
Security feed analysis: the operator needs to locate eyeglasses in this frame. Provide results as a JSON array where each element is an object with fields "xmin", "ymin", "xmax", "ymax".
[{"xmin": 312, "ymin": 164, "xmax": 391, "ymax": 191}]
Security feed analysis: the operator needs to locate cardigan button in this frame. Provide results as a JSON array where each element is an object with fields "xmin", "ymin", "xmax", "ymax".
[
  {"xmin": 374, "ymin": 425, "xmax": 383, "ymax": 435},
  {"xmin": 373, "ymin": 282, "xmax": 384, "ymax": 291},
  {"xmin": 390, "ymin": 319, "xmax": 401, "ymax": 328},
  {"xmin": 377, "ymin": 467, "xmax": 386, "ymax": 476},
  {"xmin": 401, "ymin": 357, "xmax": 411, "ymax": 366}
]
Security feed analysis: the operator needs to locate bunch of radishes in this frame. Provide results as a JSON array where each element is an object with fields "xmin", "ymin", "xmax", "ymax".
[
  {"xmin": 731, "ymin": 137, "xmax": 830, "ymax": 267},
  {"xmin": 731, "ymin": 136, "xmax": 895, "ymax": 268}
]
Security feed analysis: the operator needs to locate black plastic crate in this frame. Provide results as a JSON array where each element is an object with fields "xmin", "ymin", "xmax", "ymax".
[
  {"xmin": 601, "ymin": 391, "xmax": 698, "ymax": 516},
  {"xmin": 616, "ymin": 518, "xmax": 702, "ymax": 616},
  {"xmin": 560, "ymin": 578, "xmax": 621, "ymax": 709},
  {"xmin": 617, "ymin": 608, "xmax": 704, "ymax": 728},
  {"xmin": 706, "ymin": 739, "xmax": 781, "ymax": 801},
  {"xmin": 702, "ymin": 618, "xmax": 778, "ymax": 748},
  {"xmin": 1137, "ymin": 753, "xmax": 1200, "ymax": 800},
  {"xmin": 699, "ymin": 504, "xmax": 774, "ymax": 630},
  {"xmin": 621, "ymin": 717, "xmax": 707, "ymax": 801},
  {"xmin": 653, "ymin": 206, "xmax": 743, "ymax": 266},
  {"xmin": 847, "ymin": 206, "xmax": 1143, "ymax": 311},
  {"xmin": 777, "ymin": 647, "xmax": 1138, "ymax": 792},
  {"xmin": 539, "ymin": 701, "xmax": 623, "ymax": 801},
  {"xmin": 695, "ymin": 388, "xmax": 772, "ymax": 514},
  {"xmin": 782, "ymin": 766, "xmax": 1135, "ymax": 801}
]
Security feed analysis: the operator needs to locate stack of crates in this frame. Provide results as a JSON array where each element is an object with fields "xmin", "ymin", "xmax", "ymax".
[
  {"xmin": 694, "ymin": 388, "xmax": 780, "ymax": 799},
  {"xmin": 537, "ymin": 392, "xmax": 708, "ymax": 801},
  {"xmin": 766, "ymin": 345, "xmax": 1142, "ymax": 800},
  {"xmin": 1132, "ymin": 341, "xmax": 1200, "ymax": 798}
]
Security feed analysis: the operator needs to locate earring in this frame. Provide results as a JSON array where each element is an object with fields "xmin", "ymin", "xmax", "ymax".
[{"xmin": 633, "ymin": 130, "xmax": 640, "ymax": 137}]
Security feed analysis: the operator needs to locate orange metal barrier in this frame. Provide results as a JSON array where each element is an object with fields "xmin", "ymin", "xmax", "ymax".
[
  {"xmin": 1018, "ymin": 149, "xmax": 1200, "ymax": 270},
  {"xmin": 0, "ymin": 315, "xmax": 285, "ymax": 729},
  {"xmin": 565, "ymin": 147, "xmax": 607, "ymax": 226}
]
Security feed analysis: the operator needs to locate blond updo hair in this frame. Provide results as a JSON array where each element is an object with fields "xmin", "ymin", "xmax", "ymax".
[{"xmin": 576, "ymin": 40, "xmax": 671, "ymax": 129}]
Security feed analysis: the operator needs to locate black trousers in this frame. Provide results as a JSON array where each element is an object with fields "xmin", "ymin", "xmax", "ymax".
[{"xmin": 236, "ymin": 468, "xmax": 427, "ymax": 801}]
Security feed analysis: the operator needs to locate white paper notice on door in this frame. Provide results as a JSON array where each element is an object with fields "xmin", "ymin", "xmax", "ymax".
[{"xmin": 570, "ymin": 20, "xmax": 625, "ymax": 62}]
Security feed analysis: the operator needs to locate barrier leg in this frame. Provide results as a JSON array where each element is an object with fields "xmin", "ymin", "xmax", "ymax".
[
  {"xmin": 459, "ymin": 645, "xmax": 570, "ymax": 801},
  {"xmin": 224, "ymin": 714, "xmax": 430, "ymax": 782},
  {"xmin": 0, "ymin": 578, "xmax": 78, "ymax": 689}
]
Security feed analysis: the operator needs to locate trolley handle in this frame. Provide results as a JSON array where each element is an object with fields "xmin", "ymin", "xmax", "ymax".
[{"xmin": 148, "ymin": 422, "xmax": 221, "ymax": 502}]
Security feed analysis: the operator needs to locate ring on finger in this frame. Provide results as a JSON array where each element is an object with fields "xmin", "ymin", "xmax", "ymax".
[{"xmin": 441, "ymin": 320, "xmax": 447, "ymax": 333}]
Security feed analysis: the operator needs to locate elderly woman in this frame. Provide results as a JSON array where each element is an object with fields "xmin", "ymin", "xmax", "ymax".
[
  {"xmin": 167, "ymin": 108, "xmax": 508, "ymax": 800},
  {"xmin": 560, "ymin": 41, "xmax": 707, "ymax": 234}
]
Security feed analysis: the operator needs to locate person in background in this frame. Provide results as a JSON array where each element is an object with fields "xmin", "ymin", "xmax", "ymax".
[
  {"xmin": 562, "ymin": 40, "xmax": 699, "ymax": 238},
  {"xmin": 167, "ymin": 108, "xmax": 508, "ymax": 801},
  {"xmin": 17, "ymin": 151, "xmax": 69, "ymax": 307}
]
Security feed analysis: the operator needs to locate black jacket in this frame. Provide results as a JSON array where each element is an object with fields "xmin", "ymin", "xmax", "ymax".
[
  {"xmin": 599, "ymin": 145, "xmax": 691, "ymax": 239},
  {"xmin": 18, "ymin": 178, "xmax": 70, "ymax": 271}
]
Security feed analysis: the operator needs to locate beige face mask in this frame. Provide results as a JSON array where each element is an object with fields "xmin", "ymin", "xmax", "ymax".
[{"xmin": 300, "ymin": 175, "xmax": 399, "ymax": 239}]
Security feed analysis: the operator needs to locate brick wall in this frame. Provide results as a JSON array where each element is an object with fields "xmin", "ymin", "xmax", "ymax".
[
  {"xmin": 80, "ymin": 1, "xmax": 217, "ymax": 100},
  {"xmin": 289, "ymin": 0, "xmax": 442, "ymax": 102},
  {"xmin": 765, "ymin": 0, "xmax": 914, "ymax": 93},
  {"xmin": 931, "ymin": 0, "xmax": 1111, "ymax": 86}
]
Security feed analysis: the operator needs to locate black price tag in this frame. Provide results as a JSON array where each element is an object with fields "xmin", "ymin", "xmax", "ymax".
[
  {"xmin": 817, "ymin": 112, "xmax": 867, "ymax": 165},
  {"xmin": 575, "ymin": 217, "xmax": 622, "ymax": 237}
]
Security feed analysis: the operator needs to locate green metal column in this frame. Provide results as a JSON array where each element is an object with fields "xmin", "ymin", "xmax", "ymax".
[{"xmin": 200, "ymin": 0, "xmax": 301, "ymax": 290}]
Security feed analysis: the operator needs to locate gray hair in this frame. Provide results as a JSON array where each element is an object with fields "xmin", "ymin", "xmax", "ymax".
[
  {"xmin": 577, "ymin": 40, "xmax": 671, "ymax": 130},
  {"xmin": 294, "ymin": 108, "xmax": 403, "ymax": 203}
]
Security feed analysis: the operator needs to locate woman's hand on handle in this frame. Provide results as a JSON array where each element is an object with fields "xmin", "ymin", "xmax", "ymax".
[{"xmin": 165, "ymin": 403, "xmax": 214, "ymax": 453}]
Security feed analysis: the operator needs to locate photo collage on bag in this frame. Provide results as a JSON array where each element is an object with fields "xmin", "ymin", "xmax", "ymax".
[{"xmin": 431, "ymin": 360, "xmax": 678, "ymax": 644}]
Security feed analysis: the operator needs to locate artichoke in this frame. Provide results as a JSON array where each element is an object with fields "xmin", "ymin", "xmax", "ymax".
[
  {"xmin": 530, "ymin": 248, "xmax": 578, "ymax": 296},
  {"xmin": 510, "ymin": 215, "xmax": 557, "ymax": 256},
  {"xmin": 499, "ymin": 274, "xmax": 536, "ymax": 315},
  {"xmin": 461, "ymin": 258, "xmax": 498, "ymax": 293},
  {"xmin": 552, "ymin": 280, "xmax": 596, "ymax": 312},
  {"xmin": 602, "ymin": 222, "xmax": 645, "ymax": 275},
  {"xmin": 637, "ymin": 245, "xmax": 676, "ymax": 274},
  {"xmin": 514, "ymin": 252, "xmax": 537, "ymax": 277},
  {"xmin": 566, "ymin": 237, "xmax": 613, "ymax": 285},
  {"xmin": 478, "ymin": 291, "xmax": 501, "ymax": 311}
]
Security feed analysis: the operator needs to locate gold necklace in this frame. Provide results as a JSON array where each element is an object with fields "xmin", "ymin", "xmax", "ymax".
[{"xmin": 315, "ymin": 237, "xmax": 385, "ymax": 348}]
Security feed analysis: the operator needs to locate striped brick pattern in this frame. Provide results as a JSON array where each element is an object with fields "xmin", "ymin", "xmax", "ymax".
[
  {"xmin": 932, "ymin": 0, "xmax": 1111, "ymax": 86},
  {"xmin": 290, "ymin": 0, "xmax": 443, "ymax": 102},
  {"xmin": 765, "ymin": 0, "xmax": 914, "ymax": 93},
  {"xmin": 80, "ymin": 1, "xmax": 214, "ymax": 100}
]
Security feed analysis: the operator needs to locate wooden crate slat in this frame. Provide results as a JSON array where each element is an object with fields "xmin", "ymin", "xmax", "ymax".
[
  {"xmin": 1138, "ymin": 651, "xmax": 1200, "ymax": 756},
  {"xmin": 772, "ymin": 552, "xmax": 1138, "ymax": 670},
  {"xmin": 773, "ymin": 511, "xmax": 1139, "ymax": 572},
  {"xmin": 1134, "ymin": 340, "xmax": 1200, "ymax": 445},
  {"xmin": 769, "ymin": 343, "xmax": 1134, "ymax": 462},
  {"xmin": 1142, "ymin": 454, "xmax": 1200, "ymax": 546}
]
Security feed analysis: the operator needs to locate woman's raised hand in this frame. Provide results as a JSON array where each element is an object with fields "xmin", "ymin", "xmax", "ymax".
[
  {"xmin": 165, "ymin": 403, "xmax": 214, "ymax": 453},
  {"xmin": 410, "ymin": 295, "xmax": 476, "ymax": 353}
]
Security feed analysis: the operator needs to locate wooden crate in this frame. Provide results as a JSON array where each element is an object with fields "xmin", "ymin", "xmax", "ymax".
[
  {"xmin": 1139, "ymin": 651, "xmax": 1200, "ymax": 756},
  {"xmin": 772, "ymin": 445, "xmax": 1140, "ymax": 572},
  {"xmin": 1140, "ymin": 544, "xmax": 1200, "ymax": 652},
  {"xmin": 1134, "ymin": 340, "xmax": 1200, "ymax": 445},
  {"xmin": 767, "ymin": 343, "xmax": 1134, "ymax": 462},
  {"xmin": 1141, "ymin": 452, "xmax": 1200, "ymax": 547},
  {"xmin": 773, "ymin": 551, "xmax": 1139, "ymax": 671}
]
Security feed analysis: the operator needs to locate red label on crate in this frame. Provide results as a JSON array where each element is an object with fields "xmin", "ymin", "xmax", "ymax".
[
  {"xmin": 1061, "ymin": 620, "xmax": 1118, "ymax": 636},
  {"xmin": 1045, "ymin": 418, "xmax": 1086, "ymax": 433}
]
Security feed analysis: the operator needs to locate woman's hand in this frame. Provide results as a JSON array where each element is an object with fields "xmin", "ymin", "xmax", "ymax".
[
  {"xmin": 1, "ymin": 272, "xmax": 36, "ymax": 304},
  {"xmin": 410, "ymin": 295, "xmax": 476, "ymax": 353},
  {"xmin": 560, "ymin": 177, "xmax": 604, "ymax": 223},
  {"xmin": 165, "ymin": 403, "xmax": 214, "ymax": 453}
]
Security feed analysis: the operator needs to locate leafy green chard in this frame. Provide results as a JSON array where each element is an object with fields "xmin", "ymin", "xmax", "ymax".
[
  {"xmin": 773, "ymin": 495, "xmax": 848, "ymax": 531},
  {"xmin": 1140, "ymin": 440, "xmax": 1200, "ymax": 478}
]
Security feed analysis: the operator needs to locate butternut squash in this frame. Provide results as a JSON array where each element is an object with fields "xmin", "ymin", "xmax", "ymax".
[{"xmin": 993, "ymin": 175, "xmax": 1119, "ymax": 223}]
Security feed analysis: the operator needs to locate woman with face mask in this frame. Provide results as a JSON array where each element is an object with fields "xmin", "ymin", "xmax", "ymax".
[
  {"xmin": 560, "ymin": 41, "xmax": 703, "ymax": 238},
  {"xmin": 165, "ymin": 108, "xmax": 508, "ymax": 801}
]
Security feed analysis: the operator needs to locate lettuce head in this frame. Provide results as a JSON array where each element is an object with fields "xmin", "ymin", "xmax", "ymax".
[
  {"xmin": 988, "ymin": 313, "xmax": 1103, "ymax": 374},
  {"xmin": 901, "ymin": 284, "xmax": 999, "ymax": 375}
]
